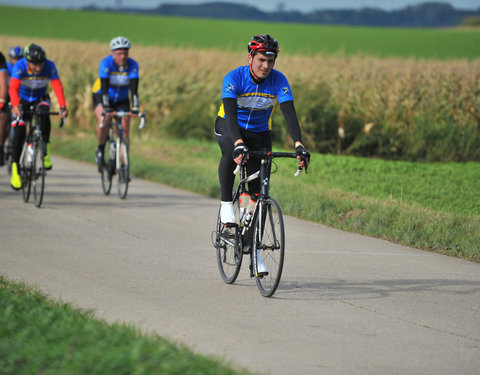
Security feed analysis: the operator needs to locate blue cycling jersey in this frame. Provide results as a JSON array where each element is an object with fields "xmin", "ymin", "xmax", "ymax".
[
  {"xmin": 218, "ymin": 65, "xmax": 294, "ymax": 132},
  {"xmin": 92, "ymin": 55, "xmax": 139, "ymax": 104},
  {"xmin": 7, "ymin": 61, "xmax": 14, "ymax": 77},
  {"xmin": 10, "ymin": 57, "xmax": 60, "ymax": 102}
]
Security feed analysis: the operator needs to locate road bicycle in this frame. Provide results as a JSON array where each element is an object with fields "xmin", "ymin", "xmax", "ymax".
[
  {"xmin": 212, "ymin": 150, "xmax": 308, "ymax": 297},
  {"xmin": 17, "ymin": 107, "xmax": 64, "ymax": 208},
  {"xmin": 99, "ymin": 110, "xmax": 146, "ymax": 199}
]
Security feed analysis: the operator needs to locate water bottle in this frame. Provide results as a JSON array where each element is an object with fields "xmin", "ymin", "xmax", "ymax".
[
  {"xmin": 26, "ymin": 144, "xmax": 34, "ymax": 165},
  {"xmin": 243, "ymin": 194, "xmax": 258, "ymax": 227},
  {"xmin": 239, "ymin": 192, "xmax": 250, "ymax": 224}
]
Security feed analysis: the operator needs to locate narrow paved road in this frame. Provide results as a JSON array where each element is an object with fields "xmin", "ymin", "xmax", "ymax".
[{"xmin": 1, "ymin": 156, "xmax": 479, "ymax": 375}]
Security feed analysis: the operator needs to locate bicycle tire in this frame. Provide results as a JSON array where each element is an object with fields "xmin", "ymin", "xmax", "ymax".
[
  {"xmin": 101, "ymin": 140, "xmax": 113, "ymax": 195},
  {"xmin": 253, "ymin": 198, "xmax": 285, "ymax": 297},
  {"xmin": 32, "ymin": 141, "xmax": 46, "ymax": 208},
  {"xmin": 20, "ymin": 145, "xmax": 31, "ymax": 203},
  {"xmin": 117, "ymin": 138, "xmax": 129, "ymax": 199},
  {"xmin": 215, "ymin": 200, "xmax": 243, "ymax": 284}
]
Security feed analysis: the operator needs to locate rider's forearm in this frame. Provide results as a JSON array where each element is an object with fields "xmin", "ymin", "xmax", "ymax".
[
  {"xmin": 100, "ymin": 78, "xmax": 110, "ymax": 107},
  {"xmin": 51, "ymin": 78, "xmax": 66, "ymax": 108},
  {"xmin": 223, "ymin": 97, "xmax": 243, "ymax": 144},
  {"xmin": 129, "ymin": 78, "xmax": 139, "ymax": 109},
  {"xmin": 8, "ymin": 77, "xmax": 21, "ymax": 107},
  {"xmin": 280, "ymin": 100, "xmax": 302, "ymax": 144}
]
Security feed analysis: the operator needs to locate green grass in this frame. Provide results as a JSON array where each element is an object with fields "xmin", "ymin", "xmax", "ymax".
[
  {"xmin": 0, "ymin": 5, "xmax": 479, "ymax": 59},
  {"xmin": 0, "ymin": 276, "xmax": 251, "ymax": 375},
  {"xmin": 52, "ymin": 130, "xmax": 480, "ymax": 262}
]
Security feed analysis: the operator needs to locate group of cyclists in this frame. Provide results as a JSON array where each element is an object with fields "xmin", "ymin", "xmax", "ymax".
[{"xmin": 1, "ymin": 34, "xmax": 310, "ymax": 223}]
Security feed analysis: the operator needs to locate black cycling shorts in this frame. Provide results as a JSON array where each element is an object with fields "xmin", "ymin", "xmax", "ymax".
[{"xmin": 92, "ymin": 93, "xmax": 130, "ymax": 112}]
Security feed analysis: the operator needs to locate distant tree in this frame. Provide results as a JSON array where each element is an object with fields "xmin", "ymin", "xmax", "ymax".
[{"xmin": 461, "ymin": 15, "xmax": 480, "ymax": 26}]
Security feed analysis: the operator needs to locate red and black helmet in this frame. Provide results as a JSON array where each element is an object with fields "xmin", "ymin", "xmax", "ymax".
[{"xmin": 248, "ymin": 34, "xmax": 279, "ymax": 57}]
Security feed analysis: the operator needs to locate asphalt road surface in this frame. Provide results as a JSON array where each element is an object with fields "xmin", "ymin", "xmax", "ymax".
[{"xmin": 1, "ymin": 156, "xmax": 479, "ymax": 375}]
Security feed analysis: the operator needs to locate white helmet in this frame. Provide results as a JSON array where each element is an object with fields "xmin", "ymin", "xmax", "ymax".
[{"xmin": 110, "ymin": 36, "xmax": 131, "ymax": 50}]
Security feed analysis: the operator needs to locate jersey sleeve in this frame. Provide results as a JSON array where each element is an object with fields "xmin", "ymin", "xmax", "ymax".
[
  {"xmin": 275, "ymin": 71, "xmax": 294, "ymax": 104},
  {"xmin": 128, "ymin": 59, "xmax": 139, "ymax": 79},
  {"xmin": 11, "ymin": 60, "xmax": 24, "ymax": 79},
  {"xmin": 221, "ymin": 69, "xmax": 241, "ymax": 100},
  {"xmin": 47, "ymin": 60, "xmax": 60, "ymax": 80},
  {"xmin": 98, "ymin": 57, "xmax": 111, "ymax": 79}
]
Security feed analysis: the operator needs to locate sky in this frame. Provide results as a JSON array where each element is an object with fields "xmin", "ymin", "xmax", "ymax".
[{"xmin": 2, "ymin": 0, "xmax": 479, "ymax": 12}]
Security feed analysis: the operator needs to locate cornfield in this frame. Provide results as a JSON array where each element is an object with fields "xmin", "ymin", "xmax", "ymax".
[{"xmin": 1, "ymin": 35, "xmax": 479, "ymax": 161}]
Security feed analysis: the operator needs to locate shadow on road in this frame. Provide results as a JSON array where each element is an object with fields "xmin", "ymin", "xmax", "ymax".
[{"xmin": 274, "ymin": 278, "xmax": 480, "ymax": 300}]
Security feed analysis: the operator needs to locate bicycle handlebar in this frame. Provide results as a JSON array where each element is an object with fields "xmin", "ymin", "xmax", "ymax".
[
  {"xmin": 233, "ymin": 151, "xmax": 306, "ymax": 177},
  {"xmin": 17, "ymin": 110, "xmax": 65, "ymax": 128},
  {"xmin": 100, "ymin": 110, "xmax": 147, "ymax": 129}
]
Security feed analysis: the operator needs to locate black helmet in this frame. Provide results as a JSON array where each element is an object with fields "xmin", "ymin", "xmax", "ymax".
[
  {"xmin": 9, "ymin": 46, "xmax": 23, "ymax": 59},
  {"xmin": 24, "ymin": 43, "xmax": 46, "ymax": 63},
  {"xmin": 248, "ymin": 34, "xmax": 279, "ymax": 57}
]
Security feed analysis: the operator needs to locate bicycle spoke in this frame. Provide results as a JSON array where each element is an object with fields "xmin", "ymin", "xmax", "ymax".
[
  {"xmin": 117, "ymin": 140, "xmax": 129, "ymax": 199},
  {"xmin": 20, "ymin": 144, "xmax": 31, "ymax": 203},
  {"xmin": 214, "ymin": 202, "xmax": 243, "ymax": 284},
  {"xmin": 101, "ymin": 140, "xmax": 113, "ymax": 195},
  {"xmin": 32, "ymin": 142, "xmax": 46, "ymax": 208},
  {"xmin": 254, "ymin": 198, "xmax": 285, "ymax": 297}
]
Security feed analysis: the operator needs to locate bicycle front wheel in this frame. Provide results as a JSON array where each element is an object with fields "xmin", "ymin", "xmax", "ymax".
[
  {"xmin": 101, "ymin": 140, "xmax": 113, "ymax": 195},
  {"xmin": 117, "ymin": 139, "xmax": 129, "ymax": 199},
  {"xmin": 253, "ymin": 198, "xmax": 285, "ymax": 297},
  {"xmin": 214, "ymin": 201, "xmax": 243, "ymax": 284},
  {"xmin": 32, "ymin": 141, "xmax": 46, "ymax": 208},
  {"xmin": 20, "ymin": 145, "xmax": 31, "ymax": 203}
]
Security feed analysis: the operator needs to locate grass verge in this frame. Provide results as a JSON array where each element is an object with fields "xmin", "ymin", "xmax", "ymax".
[
  {"xmin": 0, "ymin": 276, "xmax": 251, "ymax": 375},
  {"xmin": 52, "ymin": 129, "xmax": 480, "ymax": 262}
]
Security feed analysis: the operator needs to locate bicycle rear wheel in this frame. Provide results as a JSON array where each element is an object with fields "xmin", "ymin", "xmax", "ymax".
[
  {"xmin": 214, "ymin": 200, "xmax": 243, "ymax": 284},
  {"xmin": 101, "ymin": 140, "xmax": 113, "ymax": 195},
  {"xmin": 117, "ymin": 139, "xmax": 129, "ymax": 199},
  {"xmin": 32, "ymin": 141, "xmax": 46, "ymax": 208},
  {"xmin": 253, "ymin": 198, "xmax": 285, "ymax": 297}
]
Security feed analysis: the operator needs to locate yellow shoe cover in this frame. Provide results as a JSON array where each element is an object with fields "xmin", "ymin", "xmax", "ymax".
[
  {"xmin": 10, "ymin": 162, "xmax": 22, "ymax": 190},
  {"xmin": 44, "ymin": 143, "xmax": 52, "ymax": 170}
]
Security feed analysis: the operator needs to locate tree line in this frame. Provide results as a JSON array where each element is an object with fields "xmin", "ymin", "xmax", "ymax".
[{"xmin": 86, "ymin": 1, "xmax": 480, "ymax": 27}]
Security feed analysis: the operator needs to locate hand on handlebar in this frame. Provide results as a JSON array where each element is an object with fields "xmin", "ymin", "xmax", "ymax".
[
  {"xmin": 12, "ymin": 105, "xmax": 21, "ymax": 118},
  {"xmin": 295, "ymin": 144, "xmax": 311, "ymax": 174},
  {"xmin": 60, "ymin": 106, "xmax": 68, "ymax": 119},
  {"xmin": 233, "ymin": 143, "xmax": 249, "ymax": 165},
  {"xmin": 130, "ymin": 107, "xmax": 139, "ymax": 117}
]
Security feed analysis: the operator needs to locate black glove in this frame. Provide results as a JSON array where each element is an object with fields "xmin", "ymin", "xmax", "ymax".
[
  {"xmin": 295, "ymin": 144, "xmax": 311, "ymax": 172},
  {"xmin": 233, "ymin": 143, "xmax": 249, "ymax": 159},
  {"xmin": 130, "ymin": 107, "xmax": 139, "ymax": 115},
  {"xmin": 103, "ymin": 107, "xmax": 114, "ymax": 114}
]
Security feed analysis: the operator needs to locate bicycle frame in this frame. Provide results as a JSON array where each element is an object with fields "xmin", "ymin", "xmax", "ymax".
[{"xmin": 234, "ymin": 151, "xmax": 298, "ymax": 257}]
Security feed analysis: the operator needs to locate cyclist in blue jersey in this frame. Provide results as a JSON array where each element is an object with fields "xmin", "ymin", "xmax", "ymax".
[
  {"xmin": 9, "ymin": 43, "xmax": 68, "ymax": 190},
  {"xmin": 215, "ymin": 34, "xmax": 310, "ymax": 225},
  {"xmin": 0, "ymin": 46, "xmax": 23, "ymax": 166},
  {"xmin": 92, "ymin": 36, "xmax": 140, "ymax": 169},
  {"xmin": 0, "ymin": 51, "xmax": 7, "ymax": 166}
]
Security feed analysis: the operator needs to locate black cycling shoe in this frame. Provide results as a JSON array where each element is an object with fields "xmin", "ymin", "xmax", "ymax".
[{"xmin": 95, "ymin": 149, "xmax": 105, "ymax": 172}]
